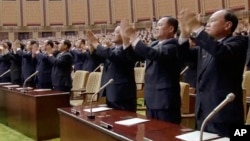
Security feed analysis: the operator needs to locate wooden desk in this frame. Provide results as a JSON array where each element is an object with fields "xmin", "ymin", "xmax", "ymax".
[
  {"xmin": 0, "ymin": 86, "xmax": 70, "ymax": 141},
  {"xmin": 0, "ymin": 85, "xmax": 7, "ymax": 125},
  {"xmin": 58, "ymin": 106, "xmax": 192, "ymax": 141}
]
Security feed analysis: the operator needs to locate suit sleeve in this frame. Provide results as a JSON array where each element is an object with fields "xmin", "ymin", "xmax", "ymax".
[
  {"xmin": 134, "ymin": 40, "xmax": 178, "ymax": 62},
  {"xmin": 195, "ymin": 31, "xmax": 248, "ymax": 60},
  {"xmin": 48, "ymin": 53, "xmax": 73, "ymax": 67}
]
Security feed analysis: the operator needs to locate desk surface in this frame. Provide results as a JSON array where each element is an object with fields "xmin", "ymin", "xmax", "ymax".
[{"xmin": 58, "ymin": 106, "xmax": 193, "ymax": 141}]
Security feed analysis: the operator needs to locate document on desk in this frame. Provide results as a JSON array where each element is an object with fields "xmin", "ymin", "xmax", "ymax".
[
  {"xmin": 3, "ymin": 85, "xmax": 19, "ymax": 88},
  {"xmin": 115, "ymin": 118, "xmax": 149, "ymax": 126},
  {"xmin": 211, "ymin": 137, "xmax": 229, "ymax": 141},
  {"xmin": 175, "ymin": 131, "xmax": 219, "ymax": 141},
  {"xmin": 0, "ymin": 82, "xmax": 12, "ymax": 85},
  {"xmin": 83, "ymin": 107, "xmax": 112, "ymax": 113}
]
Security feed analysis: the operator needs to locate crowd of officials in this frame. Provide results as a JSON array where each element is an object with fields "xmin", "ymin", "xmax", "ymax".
[{"xmin": 1, "ymin": 9, "xmax": 250, "ymax": 138}]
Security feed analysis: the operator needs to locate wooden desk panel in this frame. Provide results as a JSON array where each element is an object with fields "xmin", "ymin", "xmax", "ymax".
[
  {"xmin": 0, "ymin": 86, "xmax": 70, "ymax": 141},
  {"xmin": 58, "ymin": 106, "xmax": 192, "ymax": 141},
  {"xmin": 0, "ymin": 87, "xmax": 7, "ymax": 125}
]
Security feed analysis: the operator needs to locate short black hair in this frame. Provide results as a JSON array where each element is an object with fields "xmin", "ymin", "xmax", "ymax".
[
  {"xmin": 63, "ymin": 40, "xmax": 71, "ymax": 49},
  {"xmin": 53, "ymin": 40, "xmax": 59, "ymax": 45},
  {"xmin": 80, "ymin": 39, "xmax": 86, "ymax": 45},
  {"xmin": 4, "ymin": 41, "xmax": 12, "ymax": 49},
  {"xmin": 46, "ymin": 40, "xmax": 54, "ymax": 48},
  {"xmin": 163, "ymin": 16, "xmax": 179, "ymax": 33},
  {"xmin": 30, "ymin": 40, "xmax": 38, "ymax": 46},
  {"xmin": 224, "ymin": 10, "xmax": 238, "ymax": 33}
]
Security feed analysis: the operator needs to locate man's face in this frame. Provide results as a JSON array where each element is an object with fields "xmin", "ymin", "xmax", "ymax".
[
  {"xmin": 205, "ymin": 10, "xmax": 230, "ymax": 39},
  {"xmin": 154, "ymin": 17, "xmax": 172, "ymax": 40},
  {"xmin": 112, "ymin": 26, "xmax": 122, "ymax": 44}
]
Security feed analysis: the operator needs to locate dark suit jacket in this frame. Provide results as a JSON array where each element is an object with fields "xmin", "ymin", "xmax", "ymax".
[
  {"xmin": 95, "ymin": 45, "xmax": 137, "ymax": 103},
  {"xmin": 35, "ymin": 53, "xmax": 53, "ymax": 88},
  {"xmin": 70, "ymin": 49, "xmax": 84, "ymax": 71},
  {"xmin": 3, "ymin": 51, "xmax": 22, "ymax": 85},
  {"xmin": 246, "ymin": 36, "xmax": 250, "ymax": 70},
  {"xmin": 129, "ymin": 39, "xmax": 181, "ymax": 110},
  {"xmin": 182, "ymin": 31, "xmax": 247, "ymax": 124},
  {"xmin": 49, "ymin": 51, "xmax": 73, "ymax": 88},
  {"xmin": 0, "ymin": 54, "xmax": 11, "ymax": 82},
  {"xmin": 82, "ymin": 50, "xmax": 102, "ymax": 72}
]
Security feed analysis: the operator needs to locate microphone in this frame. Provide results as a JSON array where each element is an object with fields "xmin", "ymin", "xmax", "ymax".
[
  {"xmin": 0, "ymin": 69, "xmax": 11, "ymax": 78},
  {"xmin": 180, "ymin": 66, "xmax": 189, "ymax": 76},
  {"xmin": 200, "ymin": 93, "xmax": 235, "ymax": 141},
  {"xmin": 21, "ymin": 71, "xmax": 39, "ymax": 93},
  {"xmin": 87, "ymin": 78, "xmax": 114, "ymax": 119}
]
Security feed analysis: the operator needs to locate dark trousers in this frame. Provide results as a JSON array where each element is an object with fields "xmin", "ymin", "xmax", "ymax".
[
  {"xmin": 146, "ymin": 108, "xmax": 181, "ymax": 124},
  {"xmin": 36, "ymin": 83, "xmax": 52, "ymax": 89},
  {"xmin": 107, "ymin": 99, "xmax": 137, "ymax": 112}
]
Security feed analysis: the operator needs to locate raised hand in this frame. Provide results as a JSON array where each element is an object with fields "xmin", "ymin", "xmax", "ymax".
[
  {"xmin": 178, "ymin": 9, "xmax": 201, "ymax": 37},
  {"xmin": 120, "ymin": 19, "xmax": 137, "ymax": 43},
  {"xmin": 86, "ymin": 30, "xmax": 99, "ymax": 49}
]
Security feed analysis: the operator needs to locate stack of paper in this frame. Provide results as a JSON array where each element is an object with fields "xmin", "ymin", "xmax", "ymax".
[
  {"xmin": 3, "ymin": 85, "xmax": 19, "ymax": 88},
  {"xmin": 83, "ymin": 107, "xmax": 112, "ymax": 113},
  {"xmin": 115, "ymin": 118, "xmax": 149, "ymax": 126},
  {"xmin": 175, "ymin": 131, "xmax": 219, "ymax": 141}
]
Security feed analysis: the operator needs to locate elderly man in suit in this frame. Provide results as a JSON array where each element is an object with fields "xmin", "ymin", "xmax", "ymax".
[
  {"xmin": 48, "ymin": 40, "xmax": 73, "ymax": 92},
  {"xmin": 178, "ymin": 9, "xmax": 248, "ymax": 137},
  {"xmin": 86, "ymin": 26, "xmax": 137, "ymax": 112},
  {"xmin": 120, "ymin": 17, "xmax": 182, "ymax": 124}
]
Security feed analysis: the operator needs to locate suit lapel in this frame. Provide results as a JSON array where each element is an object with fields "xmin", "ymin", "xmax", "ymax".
[{"xmin": 146, "ymin": 41, "xmax": 159, "ymax": 69}]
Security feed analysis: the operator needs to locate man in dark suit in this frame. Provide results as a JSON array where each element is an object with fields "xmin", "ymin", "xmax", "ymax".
[
  {"xmin": 120, "ymin": 17, "xmax": 181, "ymax": 124},
  {"xmin": 0, "ymin": 42, "xmax": 11, "ymax": 82},
  {"xmin": 178, "ymin": 9, "xmax": 247, "ymax": 137},
  {"xmin": 35, "ymin": 40, "xmax": 54, "ymax": 89},
  {"xmin": 19, "ymin": 40, "xmax": 38, "ymax": 87},
  {"xmin": 81, "ymin": 47, "xmax": 102, "ymax": 72},
  {"xmin": 70, "ymin": 39, "xmax": 86, "ymax": 71},
  {"xmin": 48, "ymin": 40, "xmax": 73, "ymax": 92},
  {"xmin": 86, "ymin": 26, "xmax": 137, "ymax": 112},
  {"xmin": 2, "ymin": 40, "xmax": 23, "ymax": 85}
]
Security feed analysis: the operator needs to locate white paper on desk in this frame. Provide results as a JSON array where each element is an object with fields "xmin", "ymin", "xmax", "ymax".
[
  {"xmin": 211, "ymin": 137, "xmax": 229, "ymax": 141},
  {"xmin": 83, "ymin": 107, "xmax": 112, "ymax": 113},
  {"xmin": 3, "ymin": 85, "xmax": 19, "ymax": 88},
  {"xmin": 0, "ymin": 82, "xmax": 12, "ymax": 85},
  {"xmin": 33, "ymin": 89, "xmax": 52, "ymax": 92},
  {"xmin": 16, "ymin": 87, "xmax": 33, "ymax": 90},
  {"xmin": 175, "ymin": 131, "xmax": 219, "ymax": 141},
  {"xmin": 115, "ymin": 118, "xmax": 149, "ymax": 126}
]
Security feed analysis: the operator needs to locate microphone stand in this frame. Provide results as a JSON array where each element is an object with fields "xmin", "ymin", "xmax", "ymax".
[
  {"xmin": 87, "ymin": 79, "xmax": 114, "ymax": 119},
  {"xmin": 0, "ymin": 69, "xmax": 11, "ymax": 78},
  {"xmin": 21, "ymin": 71, "xmax": 39, "ymax": 93},
  {"xmin": 199, "ymin": 93, "xmax": 235, "ymax": 141}
]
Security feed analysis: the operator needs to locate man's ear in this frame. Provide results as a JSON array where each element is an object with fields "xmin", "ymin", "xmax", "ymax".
[{"xmin": 225, "ymin": 21, "xmax": 233, "ymax": 31}]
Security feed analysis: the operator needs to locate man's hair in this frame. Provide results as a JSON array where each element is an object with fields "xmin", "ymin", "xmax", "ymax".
[
  {"xmin": 4, "ymin": 41, "xmax": 12, "ymax": 49},
  {"xmin": 80, "ymin": 39, "xmax": 86, "ymax": 45},
  {"xmin": 224, "ymin": 10, "xmax": 238, "ymax": 33},
  {"xmin": 30, "ymin": 40, "xmax": 38, "ymax": 46},
  {"xmin": 163, "ymin": 16, "xmax": 179, "ymax": 33},
  {"xmin": 46, "ymin": 40, "xmax": 54, "ymax": 48},
  {"xmin": 63, "ymin": 40, "xmax": 71, "ymax": 49}
]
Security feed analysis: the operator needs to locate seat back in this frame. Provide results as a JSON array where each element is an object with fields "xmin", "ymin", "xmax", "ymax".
[
  {"xmin": 71, "ymin": 70, "xmax": 89, "ymax": 98},
  {"xmin": 242, "ymin": 71, "xmax": 250, "ymax": 97},
  {"xmin": 180, "ymin": 82, "xmax": 190, "ymax": 114},
  {"xmin": 134, "ymin": 67, "xmax": 145, "ymax": 90},
  {"xmin": 84, "ymin": 72, "xmax": 102, "ymax": 102}
]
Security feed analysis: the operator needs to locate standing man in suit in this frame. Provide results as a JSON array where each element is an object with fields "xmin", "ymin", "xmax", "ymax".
[
  {"xmin": 19, "ymin": 40, "xmax": 38, "ymax": 87},
  {"xmin": 178, "ymin": 9, "xmax": 247, "ymax": 137},
  {"xmin": 86, "ymin": 26, "xmax": 137, "ymax": 112},
  {"xmin": 120, "ymin": 17, "xmax": 181, "ymax": 124},
  {"xmin": 246, "ymin": 36, "xmax": 250, "ymax": 70},
  {"xmin": 70, "ymin": 39, "xmax": 86, "ymax": 71},
  {"xmin": 34, "ymin": 40, "xmax": 54, "ymax": 89},
  {"xmin": 2, "ymin": 40, "xmax": 23, "ymax": 85},
  {"xmin": 0, "ymin": 41, "xmax": 11, "ymax": 82},
  {"xmin": 48, "ymin": 40, "xmax": 73, "ymax": 92}
]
